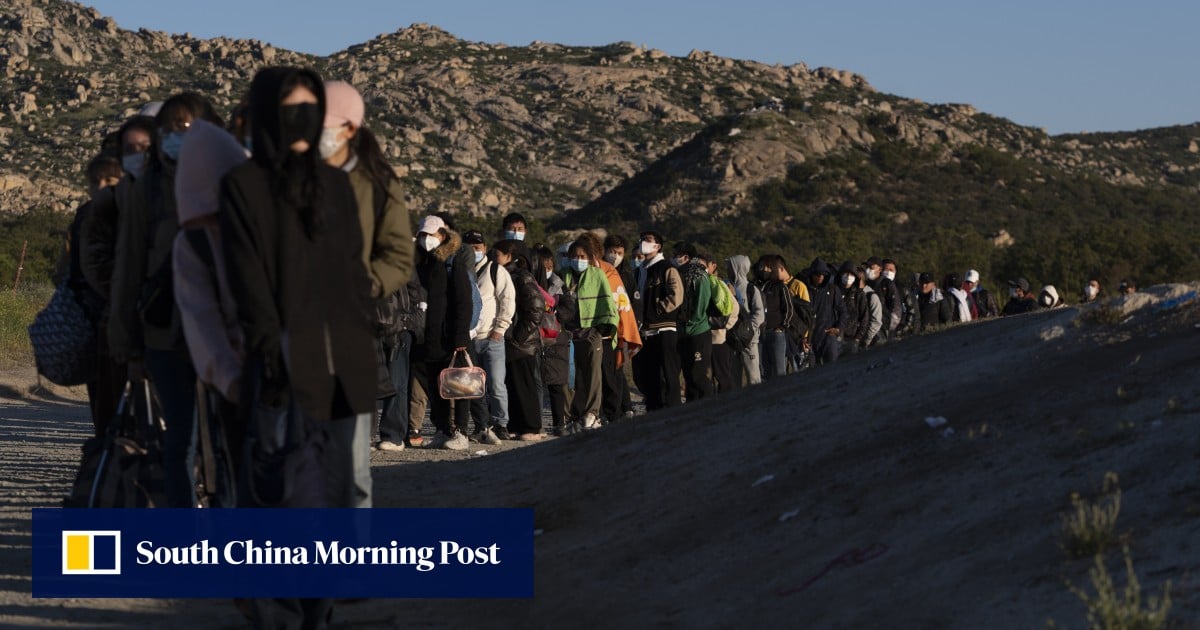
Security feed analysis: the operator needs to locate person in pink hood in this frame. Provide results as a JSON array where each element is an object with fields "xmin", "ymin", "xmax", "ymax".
[{"xmin": 172, "ymin": 119, "xmax": 248, "ymax": 479}]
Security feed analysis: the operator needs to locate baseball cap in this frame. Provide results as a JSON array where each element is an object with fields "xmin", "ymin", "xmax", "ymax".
[
  {"xmin": 416, "ymin": 215, "xmax": 446, "ymax": 235},
  {"xmin": 1007, "ymin": 277, "xmax": 1030, "ymax": 292},
  {"xmin": 463, "ymin": 230, "xmax": 485, "ymax": 245},
  {"xmin": 918, "ymin": 272, "xmax": 934, "ymax": 285},
  {"xmin": 323, "ymin": 81, "xmax": 365, "ymax": 128},
  {"xmin": 965, "ymin": 269, "xmax": 980, "ymax": 284}
]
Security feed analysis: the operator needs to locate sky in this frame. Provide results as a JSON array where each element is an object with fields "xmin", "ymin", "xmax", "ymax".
[{"xmin": 85, "ymin": 0, "xmax": 1198, "ymax": 135}]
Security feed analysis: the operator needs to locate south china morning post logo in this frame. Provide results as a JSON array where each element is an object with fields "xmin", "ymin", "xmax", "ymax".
[{"xmin": 61, "ymin": 530, "xmax": 121, "ymax": 575}]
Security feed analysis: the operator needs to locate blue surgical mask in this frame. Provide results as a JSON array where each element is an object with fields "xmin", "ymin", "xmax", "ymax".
[
  {"xmin": 474, "ymin": 251, "xmax": 485, "ymax": 264},
  {"xmin": 160, "ymin": 131, "xmax": 186, "ymax": 162},
  {"xmin": 122, "ymin": 152, "xmax": 146, "ymax": 178},
  {"xmin": 571, "ymin": 259, "xmax": 589, "ymax": 273},
  {"xmin": 505, "ymin": 230, "xmax": 525, "ymax": 242}
]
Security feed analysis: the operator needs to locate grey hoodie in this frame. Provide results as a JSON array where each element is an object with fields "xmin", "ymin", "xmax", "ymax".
[{"xmin": 726, "ymin": 255, "xmax": 765, "ymax": 340}]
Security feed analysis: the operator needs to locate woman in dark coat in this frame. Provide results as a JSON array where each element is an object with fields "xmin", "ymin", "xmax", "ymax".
[
  {"xmin": 533, "ymin": 244, "xmax": 570, "ymax": 435},
  {"xmin": 494, "ymin": 240, "xmax": 546, "ymax": 440}
]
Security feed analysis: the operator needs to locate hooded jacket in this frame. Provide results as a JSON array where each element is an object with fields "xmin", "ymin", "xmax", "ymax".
[
  {"xmin": 219, "ymin": 66, "xmax": 375, "ymax": 420},
  {"xmin": 413, "ymin": 229, "xmax": 473, "ymax": 362},
  {"xmin": 474, "ymin": 257, "xmax": 516, "ymax": 340},
  {"xmin": 727, "ymin": 255, "xmax": 765, "ymax": 343},
  {"xmin": 172, "ymin": 120, "xmax": 248, "ymax": 402},
  {"xmin": 918, "ymin": 287, "xmax": 953, "ymax": 330},
  {"xmin": 807, "ymin": 258, "xmax": 846, "ymax": 346}
]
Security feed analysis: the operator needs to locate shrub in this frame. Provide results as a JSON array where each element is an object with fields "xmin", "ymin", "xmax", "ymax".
[{"xmin": 1068, "ymin": 546, "xmax": 1171, "ymax": 630}]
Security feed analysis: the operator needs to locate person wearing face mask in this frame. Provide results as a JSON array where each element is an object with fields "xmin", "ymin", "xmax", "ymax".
[
  {"xmin": 500, "ymin": 212, "xmax": 529, "ymax": 243},
  {"xmin": 492, "ymin": 240, "xmax": 547, "ymax": 440},
  {"xmin": 463, "ymin": 230, "xmax": 516, "ymax": 444},
  {"xmin": 1082, "ymin": 278, "xmax": 1102, "ymax": 304},
  {"xmin": 318, "ymin": 81, "xmax": 414, "ymax": 505},
  {"xmin": 577, "ymin": 232, "xmax": 641, "ymax": 424},
  {"xmin": 404, "ymin": 216, "xmax": 475, "ymax": 450},
  {"xmin": 532, "ymin": 243, "xmax": 571, "ymax": 435},
  {"xmin": 107, "ymin": 93, "xmax": 223, "ymax": 509},
  {"xmin": 917, "ymin": 272, "xmax": 954, "ymax": 330},
  {"xmin": 943, "ymin": 273, "xmax": 972, "ymax": 323},
  {"xmin": 1002, "ymin": 277, "xmax": 1039, "ymax": 316},
  {"xmin": 964, "ymin": 269, "xmax": 999, "ymax": 319},
  {"xmin": 753, "ymin": 255, "xmax": 794, "ymax": 379},
  {"xmin": 837, "ymin": 262, "xmax": 881, "ymax": 354},
  {"xmin": 1038, "ymin": 285, "xmax": 1065, "ymax": 309},
  {"xmin": 560, "ymin": 240, "xmax": 619, "ymax": 432},
  {"xmin": 865, "ymin": 256, "xmax": 903, "ymax": 342},
  {"xmin": 218, "ymin": 66, "xmax": 375, "ymax": 628},
  {"xmin": 672, "ymin": 242, "xmax": 716, "ymax": 402},
  {"xmin": 631, "ymin": 230, "xmax": 683, "ymax": 410},
  {"xmin": 700, "ymin": 253, "xmax": 740, "ymax": 394}
]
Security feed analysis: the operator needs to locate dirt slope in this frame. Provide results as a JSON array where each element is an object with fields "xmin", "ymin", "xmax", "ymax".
[{"xmin": 0, "ymin": 285, "xmax": 1197, "ymax": 628}]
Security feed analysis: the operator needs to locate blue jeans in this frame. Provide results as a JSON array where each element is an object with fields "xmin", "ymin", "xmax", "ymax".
[
  {"xmin": 761, "ymin": 330, "xmax": 789, "ymax": 380},
  {"xmin": 377, "ymin": 332, "xmax": 412, "ymax": 443},
  {"xmin": 472, "ymin": 338, "xmax": 509, "ymax": 428},
  {"xmin": 143, "ymin": 347, "xmax": 197, "ymax": 508}
]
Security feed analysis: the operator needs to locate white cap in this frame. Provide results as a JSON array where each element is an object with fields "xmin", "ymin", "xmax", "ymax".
[
  {"xmin": 965, "ymin": 269, "xmax": 980, "ymax": 284},
  {"xmin": 416, "ymin": 215, "xmax": 446, "ymax": 235},
  {"xmin": 139, "ymin": 101, "xmax": 163, "ymax": 117}
]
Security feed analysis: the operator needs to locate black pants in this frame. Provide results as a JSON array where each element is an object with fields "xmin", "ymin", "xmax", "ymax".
[
  {"xmin": 812, "ymin": 332, "xmax": 841, "ymax": 366},
  {"xmin": 711, "ymin": 341, "xmax": 738, "ymax": 394},
  {"xmin": 506, "ymin": 355, "xmax": 541, "ymax": 435},
  {"xmin": 88, "ymin": 326, "xmax": 127, "ymax": 438},
  {"xmin": 411, "ymin": 360, "xmax": 469, "ymax": 436},
  {"xmin": 600, "ymin": 340, "xmax": 624, "ymax": 422},
  {"xmin": 678, "ymin": 333, "xmax": 713, "ymax": 402},
  {"xmin": 632, "ymin": 331, "xmax": 681, "ymax": 411}
]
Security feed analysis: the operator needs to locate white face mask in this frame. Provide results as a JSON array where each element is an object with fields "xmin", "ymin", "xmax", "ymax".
[
  {"xmin": 639, "ymin": 241, "xmax": 659, "ymax": 256},
  {"xmin": 571, "ymin": 259, "xmax": 589, "ymax": 273},
  {"xmin": 1041, "ymin": 295, "xmax": 1054, "ymax": 306},
  {"xmin": 544, "ymin": 270, "xmax": 553, "ymax": 280},
  {"xmin": 421, "ymin": 235, "xmax": 442, "ymax": 252},
  {"xmin": 883, "ymin": 270, "xmax": 896, "ymax": 282},
  {"xmin": 1084, "ymin": 285, "xmax": 1098, "ymax": 299},
  {"xmin": 504, "ymin": 230, "xmax": 525, "ymax": 242},
  {"xmin": 318, "ymin": 127, "xmax": 347, "ymax": 160},
  {"xmin": 866, "ymin": 268, "xmax": 880, "ymax": 281},
  {"xmin": 842, "ymin": 274, "xmax": 855, "ymax": 288},
  {"xmin": 474, "ymin": 251, "xmax": 485, "ymax": 264},
  {"xmin": 604, "ymin": 253, "xmax": 623, "ymax": 267}
]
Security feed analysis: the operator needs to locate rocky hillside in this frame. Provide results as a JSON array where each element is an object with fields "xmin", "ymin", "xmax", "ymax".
[{"xmin": 1, "ymin": 0, "xmax": 1198, "ymax": 289}]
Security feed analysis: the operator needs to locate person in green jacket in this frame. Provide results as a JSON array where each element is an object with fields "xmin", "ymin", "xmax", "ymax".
[
  {"xmin": 561, "ymin": 238, "xmax": 618, "ymax": 433},
  {"xmin": 319, "ymin": 81, "xmax": 413, "ymax": 507},
  {"xmin": 671, "ymin": 242, "xmax": 714, "ymax": 402}
]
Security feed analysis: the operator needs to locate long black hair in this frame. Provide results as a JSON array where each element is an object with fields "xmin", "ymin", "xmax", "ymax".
[{"xmin": 246, "ymin": 67, "xmax": 327, "ymax": 235}]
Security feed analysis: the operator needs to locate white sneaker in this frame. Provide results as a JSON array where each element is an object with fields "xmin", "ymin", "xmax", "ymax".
[
  {"xmin": 481, "ymin": 427, "xmax": 502, "ymax": 446},
  {"xmin": 377, "ymin": 440, "xmax": 405, "ymax": 452},
  {"xmin": 444, "ymin": 432, "xmax": 470, "ymax": 451},
  {"xmin": 582, "ymin": 413, "xmax": 601, "ymax": 430}
]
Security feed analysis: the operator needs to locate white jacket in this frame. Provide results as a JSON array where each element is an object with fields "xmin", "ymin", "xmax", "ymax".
[{"xmin": 474, "ymin": 258, "xmax": 516, "ymax": 340}]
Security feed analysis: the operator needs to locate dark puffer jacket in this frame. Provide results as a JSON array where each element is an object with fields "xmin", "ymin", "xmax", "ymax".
[
  {"xmin": 504, "ymin": 262, "xmax": 546, "ymax": 361},
  {"xmin": 412, "ymin": 230, "xmax": 473, "ymax": 363},
  {"xmin": 806, "ymin": 258, "xmax": 847, "ymax": 349}
]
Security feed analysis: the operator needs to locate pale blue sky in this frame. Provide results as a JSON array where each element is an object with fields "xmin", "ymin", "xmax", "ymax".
[{"xmin": 86, "ymin": 0, "xmax": 1197, "ymax": 135}]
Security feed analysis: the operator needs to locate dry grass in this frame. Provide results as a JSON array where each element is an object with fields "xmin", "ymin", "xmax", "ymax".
[
  {"xmin": 0, "ymin": 283, "xmax": 52, "ymax": 368},
  {"xmin": 1062, "ymin": 472, "xmax": 1123, "ymax": 559},
  {"xmin": 1068, "ymin": 546, "xmax": 1171, "ymax": 630}
]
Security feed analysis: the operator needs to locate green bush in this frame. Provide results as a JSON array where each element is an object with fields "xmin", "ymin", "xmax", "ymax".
[{"xmin": 0, "ymin": 283, "xmax": 52, "ymax": 368}]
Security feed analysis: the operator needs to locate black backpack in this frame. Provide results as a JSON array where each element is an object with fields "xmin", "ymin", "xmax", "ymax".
[{"xmin": 678, "ymin": 263, "xmax": 710, "ymax": 328}]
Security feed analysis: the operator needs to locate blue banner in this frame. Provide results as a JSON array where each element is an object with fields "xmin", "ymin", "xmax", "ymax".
[{"xmin": 33, "ymin": 508, "xmax": 534, "ymax": 598}]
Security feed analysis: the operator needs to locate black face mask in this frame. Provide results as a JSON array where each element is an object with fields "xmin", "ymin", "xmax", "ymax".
[{"xmin": 279, "ymin": 103, "xmax": 321, "ymax": 149}]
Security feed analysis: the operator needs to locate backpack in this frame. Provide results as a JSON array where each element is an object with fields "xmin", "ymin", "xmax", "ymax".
[
  {"xmin": 678, "ymin": 263, "xmax": 711, "ymax": 328},
  {"xmin": 726, "ymin": 284, "xmax": 757, "ymax": 353},
  {"xmin": 376, "ymin": 277, "xmax": 428, "ymax": 344},
  {"xmin": 706, "ymin": 276, "xmax": 734, "ymax": 329},
  {"xmin": 535, "ymin": 283, "xmax": 561, "ymax": 340}
]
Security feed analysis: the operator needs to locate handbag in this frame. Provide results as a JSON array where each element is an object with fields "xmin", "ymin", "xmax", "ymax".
[
  {"xmin": 438, "ymin": 348, "xmax": 486, "ymax": 400},
  {"xmin": 63, "ymin": 380, "xmax": 168, "ymax": 508},
  {"xmin": 28, "ymin": 282, "xmax": 97, "ymax": 386},
  {"xmin": 238, "ymin": 355, "xmax": 328, "ymax": 508}
]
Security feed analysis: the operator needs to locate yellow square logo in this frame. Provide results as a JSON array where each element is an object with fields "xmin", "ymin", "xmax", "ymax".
[{"xmin": 61, "ymin": 531, "xmax": 121, "ymax": 575}]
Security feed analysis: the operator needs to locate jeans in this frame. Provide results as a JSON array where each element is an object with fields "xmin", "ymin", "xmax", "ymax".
[
  {"xmin": 377, "ymin": 332, "xmax": 412, "ymax": 444},
  {"xmin": 472, "ymin": 338, "xmax": 509, "ymax": 429},
  {"xmin": 761, "ymin": 330, "xmax": 789, "ymax": 379},
  {"xmin": 350, "ymin": 412, "xmax": 372, "ymax": 508},
  {"xmin": 143, "ymin": 347, "xmax": 197, "ymax": 508},
  {"xmin": 739, "ymin": 333, "xmax": 762, "ymax": 386}
]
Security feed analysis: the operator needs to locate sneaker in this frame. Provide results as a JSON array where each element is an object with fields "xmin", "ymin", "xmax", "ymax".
[
  {"xmin": 492, "ymin": 425, "xmax": 512, "ymax": 441},
  {"xmin": 624, "ymin": 410, "xmax": 635, "ymax": 419},
  {"xmin": 582, "ymin": 413, "xmax": 601, "ymax": 430},
  {"xmin": 406, "ymin": 435, "xmax": 425, "ymax": 447},
  {"xmin": 480, "ymin": 427, "xmax": 502, "ymax": 446},
  {"xmin": 426, "ymin": 433, "xmax": 449, "ymax": 449},
  {"xmin": 377, "ymin": 440, "xmax": 405, "ymax": 452},
  {"xmin": 444, "ymin": 431, "xmax": 470, "ymax": 451},
  {"xmin": 517, "ymin": 432, "xmax": 544, "ymax": 442}
]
